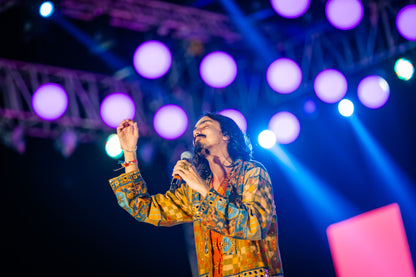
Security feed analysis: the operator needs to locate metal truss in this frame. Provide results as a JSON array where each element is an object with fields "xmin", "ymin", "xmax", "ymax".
[
  {"xmin": 58, "ymin": 0, "xmax": 416, "ymax": 112},
  {"xmin": 1, "ymin": 0, "xmax": 415, "ymax": 151},
  {"xmin": 0, "ymin": 0, "xmax": 19, "ymax": 13},
  {"xmin": 279, "ymin": 0, "xmax": 416, "ymax": 83},
  {"xmin": 0, "ymin": 58, "xmax": 151, "ymax": 143},
  {"xmin": 180, "ymin": 0, "xmax": 416, "ymax": 113},
  {"xmin": 60, "ymin": 0, "xmax": 241, "ymax": 43}
]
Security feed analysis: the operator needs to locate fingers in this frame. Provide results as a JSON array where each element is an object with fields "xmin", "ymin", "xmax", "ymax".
[
  {"xmin": 118, "ymin": 119, "xmax": 137, "ymax": 134},
  {"xmin": 133, "ymin": 122, "xmax": 139, "ymax": 138},
  {"xmin": 172, "ymin": 160, "xmax": 193, "ymax": 176}
]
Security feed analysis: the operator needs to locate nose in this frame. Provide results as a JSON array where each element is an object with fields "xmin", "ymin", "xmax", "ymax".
[{"xmin": 193, "ymin": 129, "xmax": 200, "ymax": 138}]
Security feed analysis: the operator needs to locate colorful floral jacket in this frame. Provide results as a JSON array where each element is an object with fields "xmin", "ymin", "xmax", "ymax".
[{"xmin": 109, "ymin": 159, "xmax": 283, "ymax": 277}]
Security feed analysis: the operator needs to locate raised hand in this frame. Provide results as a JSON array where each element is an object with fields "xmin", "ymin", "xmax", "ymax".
[{"xmin": 117, "ymin": 119, "xmax": 139, "ymax": 152}]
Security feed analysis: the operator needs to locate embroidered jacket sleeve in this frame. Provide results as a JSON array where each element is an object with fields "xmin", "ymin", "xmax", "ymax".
[
  {"xmin": 199, "ymin": 163, "xmax": 275, "ymax": 240},
  {"xmin": 109, "ymin": 169, "xmax": 193, "ymax": 227}
]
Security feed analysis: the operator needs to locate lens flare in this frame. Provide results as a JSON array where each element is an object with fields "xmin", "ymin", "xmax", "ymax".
[
  {"xmin": 133, "ymin": 40, "xmax": 172, "ymax": 79},
  {"xmin": 153, "ymin": 104, "xmax": 188, "ymax": 140},
  {"xmin": 199, "ymin": 51, "xmax": 237, "ymax": 88},
  {"xmin": 258, "ymin": 130, "xmax": 277, "ymax": 149},
  {"xmin": 338, "ymin": 99, "xmax": 354, "ymax": 117}
]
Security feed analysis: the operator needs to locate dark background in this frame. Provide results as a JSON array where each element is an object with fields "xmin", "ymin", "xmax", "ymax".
[{"xmin": 2, "ymin": 1, "xmax": 416, "ymax": 276}]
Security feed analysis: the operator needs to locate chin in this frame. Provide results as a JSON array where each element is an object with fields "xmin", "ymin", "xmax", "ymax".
[{"xmin": 194, "ymin": 141, "xmax": 209, "ymax": 156}]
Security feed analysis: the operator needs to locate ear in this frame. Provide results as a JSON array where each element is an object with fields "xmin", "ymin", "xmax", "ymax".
[{"xmin": 223, "ymin": 135, "xmax": 230, "ymax": 142}]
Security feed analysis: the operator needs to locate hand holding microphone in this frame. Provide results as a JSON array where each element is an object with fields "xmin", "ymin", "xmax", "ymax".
[
  {"xmin": 170, "ymin": 151, "xmax": 193, "ymax": 191},
  {"xmin": 171, "ymin": 151, "xmax": 210, "ymax": 196}
]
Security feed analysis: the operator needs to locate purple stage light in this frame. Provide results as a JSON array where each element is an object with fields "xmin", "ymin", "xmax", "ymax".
[
  {"xmin": 266, "ymin": 58, "xmax": 302, "ymax": 94},
  {"xmin": 326, "ymin": 0, "xmax": 363, "ymax": 30},
  {"xmin": 32, "ymin": 83, "xmax": 68, "ymax": 121},
  {"xmin": 133, "ymin": 40, "xmax": 172, "ymax": 79},
  {"xmin": 314, "ymin": 69, "xmax": 348, "ymax": 103},
  {"xmin": 219, "ymin": 109, "xmax": 247, "ymax": 133},
  {"xmin": 199, "ymin": 51, "xmax": 237, "ymax": 88},
  {"xmin": 153, "ymin": 104, "xmax": 188, "ymax": 140},
  {"xmin": 357, "ymin": 76, "xmax": 390, "ymax": 109},
  {"xmin": 100, "ymin": 93, "xmax": 136, "ymax": 128},
  {"xmin": 268, "ymin": 111, "xmax": 300, "ymax": 144},
  {"xmin": 396, "ymin": 5, "xmax": 416, "ymax": 41},
  {"xmin": 270, "ymin": 0, "xmax": 310, "ymax": 19},
  {"xmin": 304, "ymin": 99, "xmax": 317, "ymax": 114},
  {"xmin": 59, "ymin": 130, "xmax": 77, "ymax": 158}
]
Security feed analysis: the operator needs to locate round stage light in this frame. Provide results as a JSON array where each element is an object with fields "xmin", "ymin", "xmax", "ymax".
[
  {"xmin": 133, "ymin": 40, "xmax": 172, "ymax": 79},
  {"xmin": 258, "ymin": 130, "xmax": 277, "ymax": 149},
  {"xmin": 32, "ymin": 83, "xmax": 68, "ymax": 121},
  {"xmin": 325, "ymin": 0, "xmax": 363, "ymax": 30},
  {"xmin": 338, "ymin": 99, "xmax": 354, "ymax": 117},
  {"xmin": 394, "ymin": 58, "xmax": 414, "ymax": 81},
  {"xmin": 270, "ymin": 0, "xmax": 310, "ymax": 19},
  {"xmin": 268, "ymin": 111, "xmax": 300, "ymax": 144},
  {"xmin": 218, "ymin": 109, "xmax": 247, "ymax": 133},
  {"xmin": 314, "ymin": 69, "xmax": 348, "ymax": 103},
  {"xmin": 105, "ymin": 134, "xmax": 123, "ymax": 159},
  {"xmin": 304, "ymin": 99, "xmax": 317, "ymax": 114},
  {"xmin": 100, "ymin": 93, "xmax": 136, "ymax": 129},
  {"xmin": 357, "ymin": 76, "xmax": 390, "ymax": 109},
  {"xmin": 153, "ymin": 104, "xmax": 188, "ymax": 140},
  {"xmin": 199, "ymin": 51, "xmax": 237, "ymax": 88},
  {"xmin": 39, "ymin": 1, "xmax": 54, "ymax": 18},
  {"xmin": 396, "ymin": 4, "xmax": 416, "ymax": 41},
  {"xmin": 266, "ymin": 58, "xmax": 302, "ymax": 94}
]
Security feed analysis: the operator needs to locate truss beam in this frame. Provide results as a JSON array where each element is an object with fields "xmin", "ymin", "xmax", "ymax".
[{"xmin": 0, "ymin": 58, "xmax": 151, "ymax": 142}]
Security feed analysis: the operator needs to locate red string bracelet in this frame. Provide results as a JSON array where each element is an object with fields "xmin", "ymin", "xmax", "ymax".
[{"xmin": 114, "ymin": 159, "xmax": 137, "ymax": 171}]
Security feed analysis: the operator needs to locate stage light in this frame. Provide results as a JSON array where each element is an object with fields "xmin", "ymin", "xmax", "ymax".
[
  {"xmin": 303, "ymin": 99, "xmax": 317, "ymax": 114},
  {"xmin": 32, "ymin": 83, "xmax": 68, "ymax": 121},
  {"xmin": 218, "ymin": 109, "xmax": 247, "ymax": 133},
  {"xmin": 268, "ymin": 111, "xmax": 300, "ymax": 144},
  {"xmin": 338, "ymin": 99, "xmax": 354, "ymax": 117},
  {"xmin": 327, "ymin": 204, "xmax": 415, "ymax": 277},
  {"xmin": 325, "ymin": 0, "xmax": 363, "ymax": 30},
  {"xmin": 105, "ymin": 134, "xmax": 123, "ymax": 159},
  {"xmin": 396, "ymin": 4, "xmax": 416, "ymax": 41},
  {"xmin": 100, "ymin": 93, "xmax": 136, "ymax": 129},
  {"xmin": 153, "ymin": 104, "xmax": 188, "ymax": 140},
  {"xmin": 56, "ymin": 130, "xmax": 77, "ymax": 158},
  {"xmin": 270, "ymin": 0, "xmax": 310, "ymax": 19},
  {"xmin": 258, "ymin": 130, "xmax": 276, "ymax": 149},
  {"xmin": 133, "ymin": 40, "xmax": 172, "ymax": 79},
  {"xmin": 12, "ymin": 126, "xmax": 26, "ymax": 154},
  {"xmin": 394, "ymin": 58, "xmax": 414, "ymax": 81},
  {"xmin": 39, "ymin": 1, "xmax": 54, "ymax": 18},
  {"xmin": 314, "ymin": 69, "xmax": 348, "ymax": 103},
  {"xmin": 266, "ymin": 58, "xmax": 302, "ymax": 94},
  {"xmin": 199, "ymin": 51, "xmax": 237, "ymax": 88},
  {"xmin": 357, "ymin": 75, "xmax": 390, "ymax": 109}
]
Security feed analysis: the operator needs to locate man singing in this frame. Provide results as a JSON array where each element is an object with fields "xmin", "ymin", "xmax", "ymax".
[{"xmin": 109, "ymin": 113, "xmax": 283, "ymax": 276}]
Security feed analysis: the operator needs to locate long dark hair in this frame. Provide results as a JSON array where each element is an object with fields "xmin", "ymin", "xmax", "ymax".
[{"xmin": 193, "ymin": 113, "xmax": 252, "ymax": 179}]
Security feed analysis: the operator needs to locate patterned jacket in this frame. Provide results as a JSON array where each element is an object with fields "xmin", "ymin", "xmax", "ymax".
[{"xmin": 109, "ymin": 159, "xmax": 283, "ymax": 277}]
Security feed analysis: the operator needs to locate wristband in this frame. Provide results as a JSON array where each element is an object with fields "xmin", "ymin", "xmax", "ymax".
[
  {"xmin": 114, "ymin": 159, "xmax": 137, "ymax": 171},
  {"xmin": 122, "ymin": 146, "xmax": 137, "ymax": 152}
]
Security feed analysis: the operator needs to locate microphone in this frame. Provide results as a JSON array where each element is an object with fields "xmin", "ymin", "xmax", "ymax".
[{"xmin": 170, "ymin": 151, "xmax": 193, "ymax": 192}]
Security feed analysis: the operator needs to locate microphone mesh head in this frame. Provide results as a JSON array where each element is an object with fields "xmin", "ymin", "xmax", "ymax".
[{"xmin": 181, "ymin": 151, "xmax": 193, "ymax": 161}]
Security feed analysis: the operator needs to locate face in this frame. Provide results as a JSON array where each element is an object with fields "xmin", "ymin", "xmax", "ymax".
[{"xmin": 193, "ymin": 116, "xmax": 229, "ymax": 152}]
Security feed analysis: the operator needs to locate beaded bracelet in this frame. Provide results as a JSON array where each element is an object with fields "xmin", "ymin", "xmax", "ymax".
[
  {"xmin": 122, "ymin": 146, "xmax": 137, "ymax": 153},
  {"xmin": 114, "ymin": 159, "xmax": 137, "ymax": 171}
]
